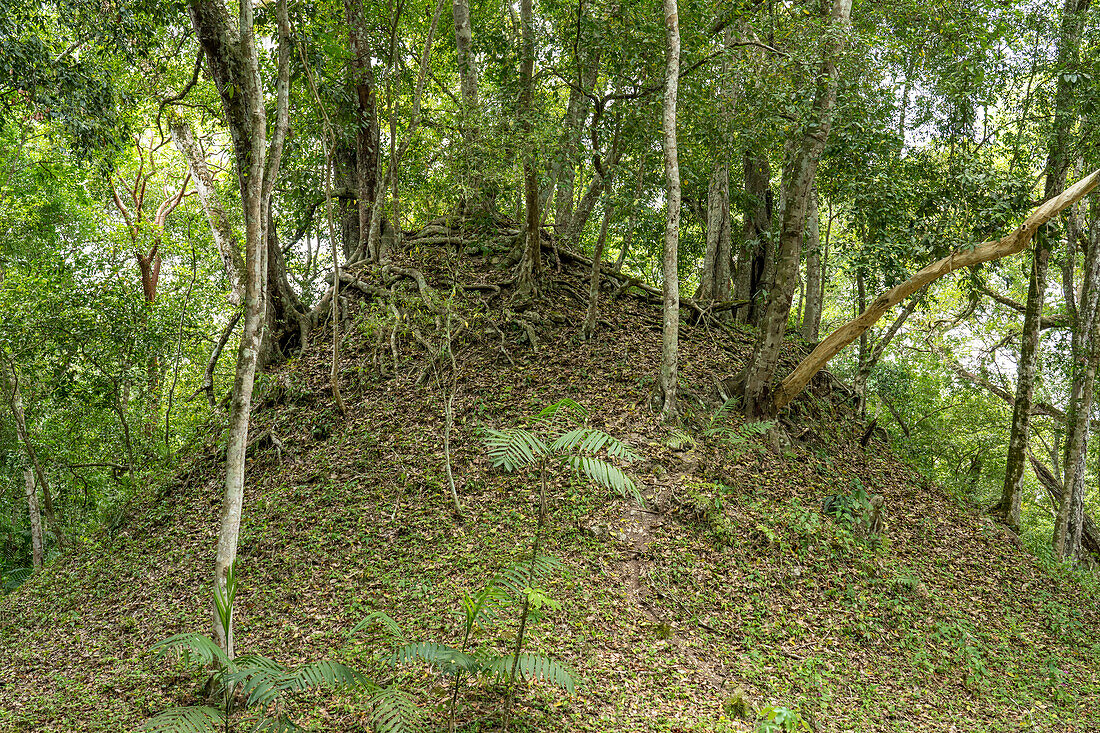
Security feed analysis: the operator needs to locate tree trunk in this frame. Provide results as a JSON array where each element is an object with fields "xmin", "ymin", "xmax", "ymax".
[
  {"xmin": 659, "ymin": 0, "xmax": 681, "ymax": 421},
  {"xmin": 996, "ymin": 237, "xmax": 1053, "ymax": 528},
  {"xmin": 542, "ymin": 51, "xmax": 600, "ymax": 233},
  {"xmin": 1055, "ymin": 196, "xmax": 1100, "ymax": 562},
  {"xmin": 742, "ymin": 0, "xmax": 853, "ymax": 417},
  {"xmin": 695, "ymin": 158, "xmax": 732, "ymax": 308},
  {"xmin": 22, "ymin": 467, "xmax": 42, "ymax": 571},
  {"xmin": 453, "ymin": 0, "xmax": 478, "ymax": 111},
  {"xmin": 735, "ymin": 152, "xmax": 771, "ymax": 325},
  {"xmin": 515, "ymin": 0, "xmax": 540, "ymax": 295},
  {"xmin": 562, "ymin": 129, "xmax": 623, "ymax": 251},
  {"xmin": 583, "ymin": 189, "xmax": 615, "ymax": 339},
  {"xmin": 614, "ymin": 162, "xmax": 646, "ymax": 272},
  {"xmin": 3, "ymin": 355, "xmax": 64, "ymax": 548},
  {"xmin": 998, "ymin": 0, "xmax": 1090, "ymax": 532},
  {"xmin": 774, "ymin": 169, "xmax": 1100, "ymax": 413},
  {"xmin": 801, "ymin": 186, "xmax": 823, "ymax": 341},
  {"xmin": 852, "ymin": 288, "xmax": 923, "ymax": 411},
  {"xmin": 188, "ymin": 0, "xmax": 291, "ymax": 658},
  {"xmin": 347, "ymin": 0, "xmax": 382, "ymax": 264},
  {"xmin": 169, "ymin": 120, "xmax": 244, "ymax": 305}
]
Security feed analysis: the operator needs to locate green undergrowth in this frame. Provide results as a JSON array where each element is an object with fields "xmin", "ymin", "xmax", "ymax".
[{"xmin": 1, "ymin": 246, "xmax": 1098, "ymax": 733}]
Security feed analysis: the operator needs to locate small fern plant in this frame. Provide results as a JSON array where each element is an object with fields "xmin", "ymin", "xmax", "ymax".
[
  {"xmin": 351, "ymin": 557, "xmax": 575, "ymax": 730},
  {"xmin": 703, "ymin": 399, "xmax": 775, "ymax": 460},
  {"xmin": 141, "ymin": 562, "xmax": 379, "ymax": 733},
  {"xmin": 483, "ymin": 397, "xmax": 643, "ymax": 511}
]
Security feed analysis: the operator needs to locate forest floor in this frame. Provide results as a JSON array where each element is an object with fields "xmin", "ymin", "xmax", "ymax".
[{"xmin": 1, "ymin": 225, "xmax": 1099, "ymax": 732}]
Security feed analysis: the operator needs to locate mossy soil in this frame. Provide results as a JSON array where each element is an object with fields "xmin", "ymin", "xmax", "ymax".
[{"xmin": 1, "ymin": 237, "xmax": 1098, "ymax": 732}]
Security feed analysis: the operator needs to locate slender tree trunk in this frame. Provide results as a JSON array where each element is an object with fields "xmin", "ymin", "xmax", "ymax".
[
  {"xmin": 996, "ymin": 237, "xmax": 1053, "ymax": 528},
  {"xmin": 188, "ymin": 0, "xmax": 291, "ymax": 658},
  {"xmin": 583, "ymin": 189, "xmax": 615, "ymax": 338},
  {"xmin": 22, "ymin": 467, "xmax": 42, "ymax": 571},
  {"xmin": 695, "ymin": 158, "xmax": 732, "ymax": 308},
  {"xmin": 515, "ymin": 0, "xmax": 540, "ymax": 295},
  {"xmin": 614, "ymin": 162, "xmax": 646, "ymax": 272},
  {"xmin": 542, "ymin": 51, "xmax": 600, "ymax": 233},
  {"xmin": 736, "ymin": 153, "xmax": 772, "ymax": 324},
  {"xmin": 453, "ymin": 0, "xmax": 478, "ymax": 110},
  {"xmin": 3, "ymin": 356, "xmax": 64, "ymax": 547},
  {"xmin": 659, "ymin": 0, "xmax": 681, "ymax": 421},
  {"xmin": 562, "ymin": 131, "xmax": 623, "ymax": 250},
  {"xmin": 802, "ymin": 186, "xmax": 823, "ymax": 340},
  {"xmin": 1000, "ymin": 0, "xmax": 1090, "ymax": 532},
  {"xmin": 1055, "ymin": 196, "xmax": 1100, "ymax": 561},
  {"xmin": 742, "ymin": 0, "xmax": 853, "ymax": 417}
]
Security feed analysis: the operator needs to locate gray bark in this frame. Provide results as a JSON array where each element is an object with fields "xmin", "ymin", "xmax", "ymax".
[
  {"xmin": 1055, "ymin": 195, "xmax": 1100, "ymax": 562},
  {"xmin": 188, "ymin": 0, "xmax": 291, "ymax": 658},
  {"xmin": 659, "ymin": 0, "xmax": 681, "ymax": 421},
  {"xmin": 742, "ymin": 0, "xmax": 853, "ymax": 417},
  {"xmin": 583, "ymin": 189, "xmax": 614, "ymax": 338},
  {"xmin": 1002, "ymin": 0, "xmax": 1090, "ymax": 535},
  {"xmin": 169, "ymin": 119, "xmax": 245, "ymax": 305},
  {"xmin": 515, "ymin": 0, "xmax": 540, "ymax": 295},
  {"xmin": 801, "ymin": 187, "xmax": 823, "ymax": 340},
  {"xmin": 23, "ymin": 467, "xmax": 42, "ymax": 571},
  {"xmin": 3, "ymin": 355, "xmax": 64, "ymax": 548},
  {"xmin": 453, "ymin": 0, "xmax": 478, "ymax": 110},
  {"xmin": 735, "ymin": 153, "xmax": 771, "ymax": 324}
]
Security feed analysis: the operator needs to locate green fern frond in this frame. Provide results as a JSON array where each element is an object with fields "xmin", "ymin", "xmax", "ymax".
[
  {"xmin": 483, "ymin": 428, "xmax": 548, "ymax": 471},
  {"xmin": 567, "ymin": 456, "xmax": 643, "ymax": 505},
  {"xmin": 139, "ymin": 706, "xmax": 224, "ymax": 733},
  {"xmin": 349, "ymin": 611, "xmax": 407, "ymax": 645},
  {"xmin": 536, "ymin": 398, "xmax": 588, "ymax": 425},
  {"xmin": 493, "ymin": 556, "xmax": 561, "ymax": 598},
  {"xmin": 458, "ymin": 584, "xmax": 506, "ymax": 632},
  {"xmin": 742, "ymin": 419, "xmax": 776, "ymax": 435},
  {"xmin": 368, "ymin": 685, "xmax": 423, "ymax": 733},
  {"xmin": 485, "ymin": 653, "xmax": 576, "ymax": 693},
  {"xmin": 228, "ymin": 660, "xmax": 366, "ymax": 710},
  {"xmin": 710, "ymin": 397, "xmax": 740, "ymax": 424},
  {"xmin": 150, "ymin": 633, "xmax": 230, "ymax": 669},
  {"xmin": 550, "ymin": 428, "xmax": 640, "ymax": 461},
  {"xmin": 393, "ymin": 641, "xmax": 479, "ymax": 675}
]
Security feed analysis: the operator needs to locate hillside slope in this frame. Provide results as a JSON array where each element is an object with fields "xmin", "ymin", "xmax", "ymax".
[{"xmin": 2, "ymin": 231, "xmax": 1098, "ymax": 732}]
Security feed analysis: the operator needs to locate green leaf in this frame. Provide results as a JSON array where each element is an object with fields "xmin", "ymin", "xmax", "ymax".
[
  {"xmin": 483, "ymin": 428, "xmax": 547, "ymax": 471},
  {"xmin": 139, "ymin": 706, "xmax": 224, "ymax": 733},
  {"xmin": 567, "ymin": 456, "xmax": 643, "ymax": 505},
  {"xmin": 550, "ymin": 428, "xmax": 640, "ymax": 461},
  {"xmin": 150, "ymin": 633, "xmax": 230, "ymax": 670},
  {"xmin": 485, "ymin": 652, "xmax": 576, "ymax": 693},
  {"xmin": 349, "ymin": 611, "xmax": 406, "ymax": 644},
  {"xmin": 536, "ymin": 398, "xmax": 588, "ymax": 425},
  {"xmin": 368, "ymin": 685, "xmax": 423, "ymax": 733}
]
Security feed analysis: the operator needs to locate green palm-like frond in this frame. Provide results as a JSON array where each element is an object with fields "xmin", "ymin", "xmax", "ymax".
[
  {"xmin": 226, "ymin": 659, "xmax": 365, "ymax": 710},
  {"xmin": 710, "ymin": 397, "xmax": 739, "ymax": 424},
  {"xmin": 483, "ymin": 428, "xmax": 548, "ymax": 471},
  {"xmin": 485, "ymin": 653, "xmax": 576, "ymax": 693},
  {"xmin": 457, "ymin": 583, "xmax": 506, "ymax": 633},
  {"xmin": 349, "ymin": 611, "xmax": 407, "ymax": 645},
  {"xmin": 536, "ymin": 398, "xmax": 588, "ymax": 426},
  {"xmin": 567, "ymin": 456, "xmax": 643, "ymax": 504},
  {"xmin": 139, "ymin": 706, "xmax": 224, "ymax": 733},
  {"xmin": 2, "ymin": 567, "xmax": 31, "ymax": 592},
  {"xmin": 551, "ymin": 428, "xmax": 640, "ymax": 461},
  {"xmin": 493, "ymin": 556, "xmax": 561, "ymax": 598},
  {"xmin": 393, "ymin": 641, "xmax": 479, "ymax": 676},
  {"xmin": 150, "ymin": 633, "xmax": 230, "ymax": 669},
  {"xmin": 368, "ymin": 684, "xmax": 423, "ymax": 733}
]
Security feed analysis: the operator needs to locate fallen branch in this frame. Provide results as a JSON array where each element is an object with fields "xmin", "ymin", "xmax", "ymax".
[{"xmin": 775, "ymin": 169, "xmax": 1100, "ymax": 411}]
